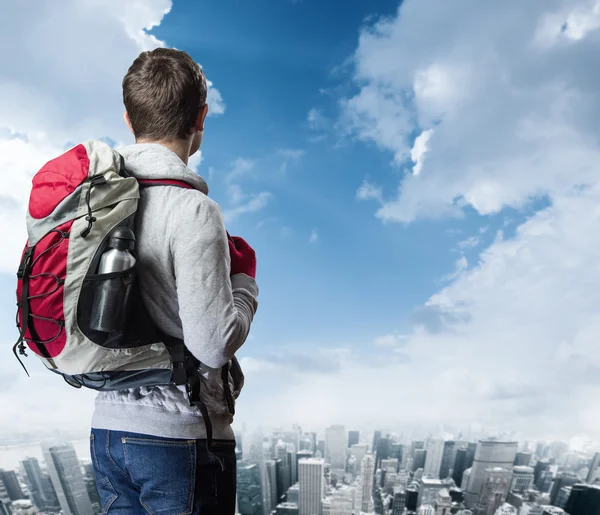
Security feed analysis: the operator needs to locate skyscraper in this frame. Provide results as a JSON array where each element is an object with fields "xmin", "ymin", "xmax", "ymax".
[
  {"xmin": 588, "ymin": 453, "xmax": 600, "ymax": 484},
  {"xmin": 287, "ymin": 449, "xmax": 297, "ymax": 486},
  {"xmin": 42, "ymin": 443, "xmax": 94, "ymax": 515},
  {"xmin": 475, "ymin": 468, "xmax": 511, "ymax": 515},
  {"xmin": 350, "ymin": 444, "xmax": 368, "ymax": 476},
  {"xmin": 453, "ymin": 447, "xmax": 468, "ymax": 487},
  {"xmin": 550, "ymin": 473, "xmax": 578, "ymax": 506},
  {"xmin": 376, "ymin": 438, "xmax": 391, "ymax": 470},
  {"xmin": 510, "ymin": 466, "xmax": 534, "ymax": 493},
  {"xmin": 360, "ymin": 455, "xmax": 375, "ymax": 513},
  {"xmin": 21, "ymin": 457, "xmax": 47, "ymax": 511},
  {"xmin": 424, "ymin": 439, "xmax": 445, "ymax": 478},
  {"xmin": 464, "ymin": 440, "xmax": 518, "ymax": 509},
  {"xmin": 514, "ymin": 452, "xmax": 532, "ymax": 467},
  {"xmin": 413, "ymin": 449, "xmax": 427, "ymax": 472},
  {"xmin": 265, "ymin": 460, "xmax": 279, "ymax": 512},
  {"xmin": 348, "ymin": 431, "xmax": 360, "ymax": 449},
  {"xmin": 325, "ymin": 426, "xmax": 347, "ymax": 472},
  {"xmin": 0, "ymin": 470, "xmax": 24, "ymax": 500},
  {"xmin": 564, "ymin": 483, "xmax": 600, "ymax": 515},
  {"xmin": 373, "ymin": 431, "xmax": 383, "ymax": 453},
  {"xmin": 534, "ymin": 459, "xmax": 551, "ymax": 489},
  {"xmin": 237, "ymin": 462, "xmax": 264, "ymax": 515},
  {"xmin": 298, "ymin": 458, "xmax": 325, "ymax": 515},
  {"xmin": 439, "ymin": 441, "xmax": 456, "ymax": 479}
]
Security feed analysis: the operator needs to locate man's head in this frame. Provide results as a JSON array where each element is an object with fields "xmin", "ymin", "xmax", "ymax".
[{"xmin": 122, "ymin": 48, "xmax": 209, "ymax": 159}]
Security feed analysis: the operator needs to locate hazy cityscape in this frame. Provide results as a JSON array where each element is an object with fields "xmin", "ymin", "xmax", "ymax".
[{"xmin": 1, "ymin": 425, "xmax": 599, "ymax": 515}]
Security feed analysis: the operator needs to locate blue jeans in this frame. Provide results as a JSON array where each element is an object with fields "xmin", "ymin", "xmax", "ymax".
[{"xmin": 90, "ymin": 429, "xmax": 236, "ymax": 515}]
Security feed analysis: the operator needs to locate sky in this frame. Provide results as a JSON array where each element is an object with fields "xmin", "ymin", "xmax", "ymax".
[{"xmin": 1, "ymin": 0, "xmax": 600, "ymax": 449}]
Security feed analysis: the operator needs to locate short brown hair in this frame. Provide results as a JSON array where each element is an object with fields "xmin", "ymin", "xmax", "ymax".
[{"xmin": 122, "ymin": 48, "xmax": 207, "ymax": 141}]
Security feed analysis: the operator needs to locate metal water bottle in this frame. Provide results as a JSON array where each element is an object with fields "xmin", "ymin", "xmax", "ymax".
[{"xmin": 90, "ymin": 226, "xmax": 136, "ymax": 333}]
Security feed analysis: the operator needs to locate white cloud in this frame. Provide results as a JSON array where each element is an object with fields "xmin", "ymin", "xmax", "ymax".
[
  {"xmin": 226, "ymin": 157, "xmax": 255, "ymax": 184},
  {"xmin": 223, "ymin": 192, "xmax": 272, "ymax": 223},
  {"xmin": 356, "ymin": 179, "xmax": 383, "ymax": 203},
  {"xmin": 309, "ymin": 229, "xmax": 319, "ymax": 243},
  {"xmin": 411, "ymin": 128, "xmax": 433, "ymax": 176},
  {"xmin": 307, "ymin": 108, "xmax": 329, "ymax": 131},
  {"xmin": 207, "ymin": 80, "xmax": 226, "ymax": 116},
  {"xmin": 342, "ymin": 0, "xmax": 600, "ymax": 223},
  {"xmin": 278, "ymin": 148, "xmax": 305, "ymax": 173}
]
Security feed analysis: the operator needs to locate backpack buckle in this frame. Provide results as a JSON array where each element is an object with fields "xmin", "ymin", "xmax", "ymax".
[{"xmin": 17, "ymin": 248, "xmax": 34, "ymax": 279}]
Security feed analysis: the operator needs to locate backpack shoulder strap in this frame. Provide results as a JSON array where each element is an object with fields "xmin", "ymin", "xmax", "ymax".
[{"xmin": 137, "ymin": 179, "xmax": 194, "ymax": 189}]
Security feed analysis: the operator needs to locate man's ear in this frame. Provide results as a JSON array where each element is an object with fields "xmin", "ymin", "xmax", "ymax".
[
  {"xmin": 194, "ymin": 104, "xmax": 209, "ymax": 132},
  {"xmin": 123, "ymin": 111, "xmax": 135, "ymax": 135}
]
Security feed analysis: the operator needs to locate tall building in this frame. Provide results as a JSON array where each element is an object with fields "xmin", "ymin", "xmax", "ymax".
[
  {"xmin": 475, "ymin": 468, "xmax": 511, "ymax": 515},
  {"xmin": 21, "ymin": 458, "xmax": 47, "ymax": 511},
  {"xmin": 533, "ymin": 460, "xmax": 550, "ymax": 489},
  {"xmin": 238, "ymin": 462, "xmax": 264, "ymax": 515},
  {"xmin": 424, "ymin": 439, "xmax": 445, "ymax": 478},
  {"xmin": 555, "ymin": 486, "xmax": 572, "ymax": 509},
  {"xmin": 564, "ymin": 483, "xmax": 600, "ymax": 515},
  {"xmin": 325, "ymin": 426, "xmax": 347, "ymax": 472},
  {"xmin": 464, "ymin": 440, "xmax": 518, "ymax": 509},
  {"xmin": 514, "ymin": 452, "xmax": 532, "ymax": 467},
  {"xmin": 265, "ymin": 460, "xmax": 278, "ymax": 512},
  {"xmin": 454, "ymin": 448, "xmax": 470, "ymax": 487},
  {"xmin": 373, "ymin": 431, "xmax": 383, "ymax": 453},
  {"xmin": 298, "ymin": 459, "xmax": 325, "ymax": 515},
  {"xmin": 329, "ymin": 485, "xmax": 356, "ymax": 515},
  {"xmin": 360, "ymin": 455, "xmax": 375, "ymax": 513},
  {"xmin": 439, "ymin": 442, "xmax": 456, "ymax": 480},
  {"xmin": 376, "ymin": 438, "xmax": 391, "ymax": 470},
  {"xmin": 419, "ymin": 478, "xmax": 445, "ymax": 507},
  {"xmin": 391, "ymin": 443, "xmax": 404, "ymax": 471},
  {"xmin": 588, "ymin": 453, "xmax": 600, "ymax": 484},
  {"xmin": 414, "ymin": 449, "xmax": 428, "ymax": 472},
  {"xmin": 435, "ymin": 488, "xmax": 452, "ymax": 515},
  {"xmin": 350, "ymin": 445, "xmax": 368, "ymax": 476},
  {"xmin": 348, "ymin": 431, "xmax": 360, "ymax": 449},
  {"xmin": 0, "ymin": 480, "xmax": 10, "ymax": 514},
  {"xmin": 510, "ymin": 466, "xmax": 534, "ymax": 493},
  {"xmin": 406, "ymin": 484, "xmax": 419, "ymax": 512},
  {"xmin": 392, "ymin": 487, "xmax": 406, "ymax": 515},
  {"xmin": 42, "ymin": 443, "xmax": 93, "ymax": 515},
  {"xmin": 287, "ymin": 450, "xmax": 298, "ymax": 486},
  {"xmin": 550, "ymin": 473, "xmax": 578, "ymax": 506},
  {"xmin": 0, "ymin": 470, "xmax": 25, "ymax": 500}
]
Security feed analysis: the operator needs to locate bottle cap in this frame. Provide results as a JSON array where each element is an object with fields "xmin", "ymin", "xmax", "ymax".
[{"xmin": 109, "ymin": 226, "xmax": 136, "ymax": 251}]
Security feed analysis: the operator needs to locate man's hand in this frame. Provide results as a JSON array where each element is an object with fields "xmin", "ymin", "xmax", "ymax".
[{"xmin": 227, "ymin": 233, "xmax": 257, "ymax": 279}]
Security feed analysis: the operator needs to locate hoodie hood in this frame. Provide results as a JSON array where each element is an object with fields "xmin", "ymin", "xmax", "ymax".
[{"xmin": 118, "ymin": 143, "xmax": 209, "ymax": 195}]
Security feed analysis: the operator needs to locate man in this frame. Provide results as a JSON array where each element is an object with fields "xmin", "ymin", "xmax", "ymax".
[{"xmin": 89, "ymin": 48, "xmax": 258, "ymax": 514}]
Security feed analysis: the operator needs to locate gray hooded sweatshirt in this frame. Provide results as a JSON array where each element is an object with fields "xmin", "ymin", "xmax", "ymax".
[{"xmin": 91, "ymin": 143, "xmax": 258, "ymax": 440}]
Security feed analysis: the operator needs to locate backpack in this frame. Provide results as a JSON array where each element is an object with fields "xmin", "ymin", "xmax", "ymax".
[{"xmin": 13, "ymin": 140, "xmax": 237, "ymax": 443}]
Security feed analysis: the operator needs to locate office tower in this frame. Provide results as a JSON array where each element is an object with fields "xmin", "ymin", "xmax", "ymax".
[
  {"xmin": 424, "ymin": 439, "xmax": 445, "ymax": 478},
  {"xmin": 325, "ymin": 426, "xmax": 347, "ymax": 472},
  {"xmin": 287, "ymin": 450, "xmax": 297, "ymax": 486},
  {"xmin": 0, "ymin": 470, "xmax": 25, "ymax": 500},
  {"xmin": 392, "ymin": 487, "xmax": 406, "ymax": 515},
  {"xmin": 348, "ymin": 431, "xmax": 360, "ymax": 449},
  {"xmin": 41, "ymin": 473, "xmax": 60, "ymax": 512},
  {"xmin": 0, "ymin": 481, "xmax": 10, "ymax": 513},
  {"xmin": 533, "ymin": 460, "xmax": 550, "ymax": 488},
  {"xmin": 419, "ymin": 478, "xmax": 445, "ymax": 507},
  {"xmin": 373, "ymin": 431, "xmax": 383, "ymax": 453},
  {"xmin": 464, "ymin": 441, "xmax": 518, "ymax": 508},
  {"xmin": 272, "ymin": 431, "xmax": 300, "ymax": 455},
  {"xmin": 287, "ymin": 484, "xmax": 300, "ymax": 505},
  {"xmin": 21, "ymin": 458, "xmax": 47, "ymax": 511},
  {"xmin": 412, "ymin": 440, "xmax": 425, "ymax": 456},
  {"xmin": 406, "ymin": 484, "xmax": 419, "ymax": 512},
  {"xmin": 454, "ymin": 448, "xmax": 469, "ymax": 487},
  {"xmin": 42, "ymin": 443, "xmax": 93, "ymax": 515},
  {"xmin": 588, "ymin": 453, "xmax": 600, "ymax": 483},
  {"xmin": 317, "ymin": 440, "xmax": 325, "ymax": 458},
  {"xmin": 414, "ymin": 449, "xmax": 427, "ymax": 472},
  {"xmin": 475, "ymin": 468, "xmax": 511, "ymax": 515},
  {"xmin": 514, "ymin": 452, "xmax": 532, "ymax": 467},
  {"xmin": 565, "ymin": 483, "xmax": 600, "ymax": 514},
  {"xmin": 462, "ymin": 468, "xmax": 472, "ymax": 490},
  {"xmin": 376, "ymin": 438, "xmax": 391, "ymax": 471},
  {"xmin": 329, "ymin": 485, "xmax": 356, "ymax": 515},
  {"xmin": 238, "ymin": 462, "xmax": 264, "ymax": 515},
  {"xmin": 298, "ymin": 459, "xmax": 325, "ymax": 515},
  {"xmin": 435, "ymin": 488, "xmax": 452, "ymax": 514},
  {"xmin": 296, "ymin": 451, "xmax": 313, "ymax": 482},
  {"xmin": 439, "ymin": 441, "xmax": 456, "ymax": 479},
  {"xmin": 550, "ymin": 473, "xmax": 578, "ymax": 506},
  {"xmin": 419, "ymin": 505, "xmax": 435, "ymax": 515},
  {"xmin": 391, "ymin": 443, "xmax": 404, "ymax": 470},
  {"xmin": 554, "ymin": 486, "xmax": 572, "ymax": 509},
  {"xmin": 360, "ymin": 455, "xmax": 375, "ymax": 513},
  {"xmin": 350, "ymin": 444, "xmax": 368, "ymax": 476},
  {"xmin": 510, "ymin": 466, "xmax": 534, "ymax": 493},
  {"xmin": 265, "ymin": 460, "xmax": 278, "ymax": 512}
]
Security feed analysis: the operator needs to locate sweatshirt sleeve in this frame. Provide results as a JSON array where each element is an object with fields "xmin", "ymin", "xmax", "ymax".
[{"xmin": 170, "ymin": 194, "xmax": 258, "ymax": 369}]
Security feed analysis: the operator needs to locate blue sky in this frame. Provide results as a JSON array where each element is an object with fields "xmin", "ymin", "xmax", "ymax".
[{"xmin": 1, "ymin": 0, "xmax": 600, "ymax": 446}]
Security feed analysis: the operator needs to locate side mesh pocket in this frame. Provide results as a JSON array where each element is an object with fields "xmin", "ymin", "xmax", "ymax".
[{"xmin": 79, "ymin": 268, "xmax": 135, "ymax": 347}]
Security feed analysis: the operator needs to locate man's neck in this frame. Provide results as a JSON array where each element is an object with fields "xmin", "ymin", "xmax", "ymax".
[{"xmin": 136, "ymin": 138, "xmax": 191, "ymax": 165}]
